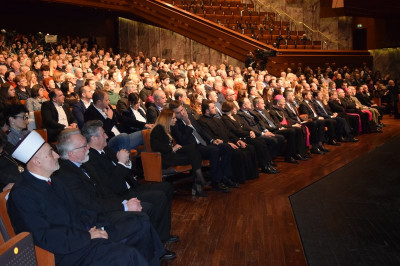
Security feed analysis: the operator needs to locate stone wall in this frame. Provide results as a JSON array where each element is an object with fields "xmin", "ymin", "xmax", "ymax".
[
  {"xmin": 257, "ymin": 0, "xmax": 352, "ymax": 50},
  {"xmin": 370, "ymin": 48, "xmax": 400, "ymax": 80},
  {"xmin": 118, "ymin": 18, "xmax": 244, "ymax": 67}
]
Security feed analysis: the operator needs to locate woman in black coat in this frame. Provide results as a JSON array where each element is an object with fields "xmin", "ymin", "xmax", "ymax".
[
  {"xmin": 221, "ymin": 101, "xmax": 279, "ymax": 175},
  {"xmin": 150, "ymin": 109, "xmax": 207, "ymax": 197}
]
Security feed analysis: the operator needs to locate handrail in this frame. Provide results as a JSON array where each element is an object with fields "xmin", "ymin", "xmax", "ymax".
[{"xmin": 252, "ymin": 0, "xmax": 339, "ymax": 49}]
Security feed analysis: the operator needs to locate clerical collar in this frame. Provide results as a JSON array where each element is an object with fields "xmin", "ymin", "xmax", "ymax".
[{"xmin": 30, "ymin": 171, "xmax": 51, "ymax": 182}]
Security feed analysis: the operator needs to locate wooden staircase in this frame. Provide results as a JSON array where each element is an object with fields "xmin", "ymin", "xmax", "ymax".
[
  {"xmin": 42, "ymin": 0, "xmax": 372, "ymax": 75},
  {"xmin": 167, "ymin": 0, "xmax": 320, "ymax": 50}
]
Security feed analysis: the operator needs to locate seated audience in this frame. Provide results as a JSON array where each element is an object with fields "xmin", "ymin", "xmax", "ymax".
[
  {"xmin": 82, "ymin": 120, "xmax": 178, "ymax": 245},
  {"xmin": 9, "ymin": 131, "xmax": 165, "ymax": 266},
  {"xmin": 150, "ymin": 109, "xmax": 208, "ymax": 197}
]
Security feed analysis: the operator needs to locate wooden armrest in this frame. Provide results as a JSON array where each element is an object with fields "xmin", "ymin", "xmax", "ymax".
[{"xmin": 141, "ymin": 152, "xmax": 163, "ymax": 182}]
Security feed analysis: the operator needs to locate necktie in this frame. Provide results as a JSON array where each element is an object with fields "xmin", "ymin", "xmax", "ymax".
[
  {"xmin": 187, "ymin": 112, "xmax": 207, "ymax": 146},
  {"xmin": 288, "ymin": 103, "xmax": 301, "ymax": 122},
  {"xmin": 307, "ymin": 101, "xmax": 317, "ymax": 117},
  {"xmin": 259, "ymin": 111, "xmax": 275, "ymax": 128},
  {"xmin": 80, "ymin": 165, "xmax": 91, "ymax": 179},
  {"xmin": 47, "ymin": 180, "xmax": 52, "ymax": 186},
  {"xmin": 191, "ymin": 126, "xmax": 207, "ymax": 146},
  {"xmin": 318, "ymin": 101, "xmax": 328, "ymax": 115}
]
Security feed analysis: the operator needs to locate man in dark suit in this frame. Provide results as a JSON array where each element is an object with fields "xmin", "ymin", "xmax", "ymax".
[
  {"xmin": 237, "ymin": 97, "xmax": 284, "ymax": 159},
  {"xmin": 298, "ymin": 91, "xmax": 339, "ymax": 146},
  {"xmin": 198, "ymin": 100, "xmax": 274, "ymax": 179},
  {"xmin": 252, "ymin": 97, "xmax": 307, "ymax": 162},
  {"xmin": 169, "ymin": 100, "xmax": 234, "ymax": 191},
  {"xmin": 84, "ymin": 90, "xmax": 143, "ymax": 152},
  {"xmin": 146, "ymin": 90, "xmax": 166, "ymax": 124},
  {"xmin": 82, "ymin": 120, "xmax": 178, "ymax": 245},
  {"xmin": 312, "ymin": 90, "xmax": 357, "ymax": 142},
  {"xmin": 54, "ymin": 129, "xmax": 176, "ymax": 261},
  {"xmin": 283, "ymin": 91, "xmax": 327, "ymax": 154},
  {"xmin": 72, "ymin": 86, "xmax": 93, "ymax": 129},
  {"xmin": 8, "ymin": 131, "xmax": 165, "ymax": 266},
  {"xmin": 41, "ymin": 88, "xmax": 77, "ymax": 142}
]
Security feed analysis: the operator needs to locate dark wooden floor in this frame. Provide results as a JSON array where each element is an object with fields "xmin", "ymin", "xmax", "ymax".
[{"xmin": 163, "ymin": 117, "xmax": 400, "ymax": 266}]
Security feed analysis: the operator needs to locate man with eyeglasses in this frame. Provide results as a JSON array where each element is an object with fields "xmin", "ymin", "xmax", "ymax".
[
  {"xmin": 54, "ymin": 129, "xmax": 175, "ymax": 261},
  {"xmin": 9, "ymin": 131, "xmax": 163, "ymax": 265}
]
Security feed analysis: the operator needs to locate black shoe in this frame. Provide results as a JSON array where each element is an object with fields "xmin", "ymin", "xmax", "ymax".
[
  {"xmin": 311, "ymin": 148, "xmax": 325, "ymax": 155},
  {"xmin": 212, "ymin": 182, "xmax": 231, "ymax": 193},
  {"xmin": 164, "ymin": 235, "xmax": 180, "ymax": 244},
  {"xmin": 294, "ymin": 154, "xmax": 307, "ymax": 161},
  {"xmin": 270, "ymin": 161, "xmax": 277, "ymax": 167},
  {"xmin": 262, "ymin": 165, "xmax": 280, "ymax": 174},
  {"xmin": 223, "ymin": 178, "xmax": 240, "ymax": 188},
  {"xmin": 192, "ymin": 183, "xmax": 208, "ymax": 197},
  {"xmin": 380, "ymin": 123, "xmax": 386, "ymax": 127},
  {"xmin": 337, "ymin": 137, "xmax": 347, "ymax": 142},
  {"xmin": 327, "ymin": 140, "xmax": 340, "ymax": 146},
  {"xmin": 348, "ymin": 137, "xmax": 359, "ymax": 142},
  {"xmin": 160, "ymin": 249, "xmax": 176, "ymax": 261},
  {"xmin": 319, "ymin": 146, "xmax": 330, "ymax": 152},
  {"xmin": 285, "ymin": 157, "xmax": 299, "ymax": 164},
  {"xmin": 304, "ymin": 152, "xmax": 312, "ymax": 158}
]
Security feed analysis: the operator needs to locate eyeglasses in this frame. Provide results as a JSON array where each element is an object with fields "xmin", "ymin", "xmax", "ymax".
[
  {"xmin": 14, "ymin": 115, "xmax": 29, "ymax": 121},
  {"xmin": 72, "ymin": 144, "xmax": 88, "ymax": 151}
]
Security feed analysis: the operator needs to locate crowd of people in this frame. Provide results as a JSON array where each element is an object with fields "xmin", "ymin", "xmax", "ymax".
[{"xmin": 0, "ymin": 30, "xmax": 399, "ymax": 265}]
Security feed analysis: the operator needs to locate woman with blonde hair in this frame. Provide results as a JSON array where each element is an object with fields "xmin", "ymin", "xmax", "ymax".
[
  {"xmin": 150, "ymin": 109, "xmax": 207, "ymax": 197},
  {"xmin": 25, "ymin": 71, "xmax": 38, "ymax": 89}
]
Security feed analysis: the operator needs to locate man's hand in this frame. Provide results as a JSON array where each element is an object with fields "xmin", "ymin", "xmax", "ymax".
[
  {"xmin": 213, "ymin": 139, "xmax": 223, "ymax": 145},
  {"xmin": 237, "ymin": 140, "xmax": 247, "ymax": 148},
  {"xmin": 2, "ymin": 183, "xmax": 14, "ymax": 192},
  {"xmin": 264, "ymin": 131, "xmax": 275, "ymax": 137},
  {"xmin": 228, "ymin": 142, "xmax": 239, "ymax": 149},
  {"xmin": 116, "ymin": 149, "xmax": 130, "ymax": 165},
  {"xmin": 332, "ymin": 113, "xmax": 338, "ymax": 117},
  {"xmin": 126, "ymin": 198, "xmax": 142, "ymax": 212},
  {"xmin": 89, "ymin": 227, "xmax": 108, "ymax": 239},
  {"xmin": 67, "ymin": 123, "xmax": 78, "ymax": 129},
  {"xmin": 145, "ymin": 124, "xmax": 154, "ymax": 129},
  {"xmin": 105, "ymin": 107, "xmax": 113, "ymax": 119}
]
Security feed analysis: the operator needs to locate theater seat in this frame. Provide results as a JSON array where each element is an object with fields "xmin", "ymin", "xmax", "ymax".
[
  {"xmin": 0, "ymin": 190, "xmax": 55, "ymax": 266},
  {"xmin": 141, "ymin": 129, "xmax": 209, "ymax": 182}
]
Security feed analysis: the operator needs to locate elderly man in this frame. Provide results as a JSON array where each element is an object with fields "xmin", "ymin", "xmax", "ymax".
[
  {"xmin": 82, "ymin": 120, "xmax": 178, "ymax": 245},
  {"xmin": 8, "ymin": 131, "xmax": 164, "ymax": 266},
  {"xmin": 54, "ymin": 129, "xmax": 176, "ymax": 261},
  {"xmin": 146, "ymin": 90, "xmax": 166, "ymax": 124},
  {"xmin": 41, "ymin": 88, "xmax": 77, "ymax": 142}
]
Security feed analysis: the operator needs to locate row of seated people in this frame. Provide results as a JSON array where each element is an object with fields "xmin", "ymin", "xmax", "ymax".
[{"xmin": 0, "ymin": 30, "xmax": 394, "ymax": 265}]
